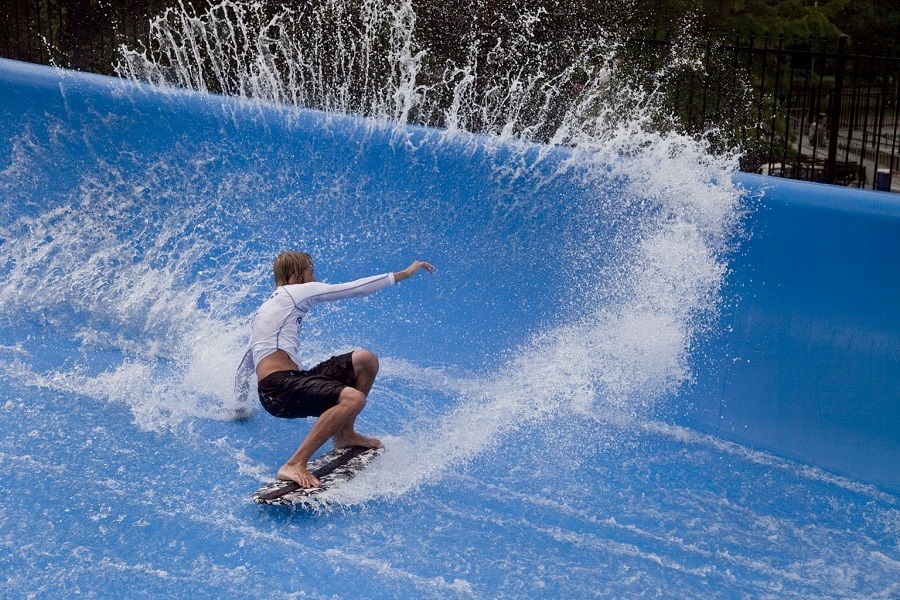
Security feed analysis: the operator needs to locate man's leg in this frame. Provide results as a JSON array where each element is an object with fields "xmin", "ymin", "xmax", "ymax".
[
  {"xmin": 277, "ymin": 350, "xmax": 382, "ymax": 488},
  {"xmin": 332, "ymin": 350, "xmax": 382, "ymax": 449},
  {"xmin": 277, "ymin": 386, "xmax": 368, "ymax": 488}
]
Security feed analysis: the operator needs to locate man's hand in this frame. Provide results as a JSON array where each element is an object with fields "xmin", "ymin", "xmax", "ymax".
[{"xmin": 395, "ymin": 260, "xmax": 436, "ymax": 282}]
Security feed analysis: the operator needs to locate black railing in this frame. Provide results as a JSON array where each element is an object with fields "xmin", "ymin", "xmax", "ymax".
[
  {"xmin": 1, "ymin": 1, "xmax": 898, "ymax": 192},
  {"xmin": 629, "ymin": 33, "xmax": 899, "ymax": 191}
]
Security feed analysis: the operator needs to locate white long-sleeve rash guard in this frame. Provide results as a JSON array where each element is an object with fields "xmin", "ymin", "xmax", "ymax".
[{"xmin": 249, "ymin": 272, "xmax": 395, "ymax": 370}]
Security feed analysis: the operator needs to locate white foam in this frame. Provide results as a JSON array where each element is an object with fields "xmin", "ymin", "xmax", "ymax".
[{"xmin": 4, "ymin": 0, "xmax": 741, "ymax": 502}]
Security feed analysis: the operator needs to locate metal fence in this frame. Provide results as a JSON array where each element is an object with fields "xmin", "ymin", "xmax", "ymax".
[
  {"xmin": 2, "ymin": 1, "xmax": 898, "ymax": 192},
  {"xmin": 628, "ymin": 33, "xmax": 899, "ymax": 191}
]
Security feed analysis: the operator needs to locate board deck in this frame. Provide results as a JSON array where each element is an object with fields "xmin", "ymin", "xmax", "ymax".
[{"xmin": 252, "ymin": 445, "xmax": 382, "ymax": 506}]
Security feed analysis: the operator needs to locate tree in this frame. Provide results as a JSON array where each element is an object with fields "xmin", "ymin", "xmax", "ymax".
[{"xmin": 836, "ymin": 0, "xmax": 900, "ymax": 52}]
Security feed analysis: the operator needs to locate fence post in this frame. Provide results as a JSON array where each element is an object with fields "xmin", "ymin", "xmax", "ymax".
[{"xmin": 825, "ymin": 35, "xmax": 849, "ymax": 185}]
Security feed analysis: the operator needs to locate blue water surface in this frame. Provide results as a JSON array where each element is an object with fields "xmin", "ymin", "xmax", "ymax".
[{"xmin": 0, "ymin": 60, "xmax": 897, "ymax": 599}]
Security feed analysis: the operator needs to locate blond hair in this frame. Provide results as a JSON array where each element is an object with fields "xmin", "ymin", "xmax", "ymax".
[{"xmin": 273, "ymin": 251, "xmax": 312, "ymax": 287}]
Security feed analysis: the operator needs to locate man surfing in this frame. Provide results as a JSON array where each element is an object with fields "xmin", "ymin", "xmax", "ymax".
[{"xmin": 249, "ymin": 251, "xmax": 435, "ymax": 489}]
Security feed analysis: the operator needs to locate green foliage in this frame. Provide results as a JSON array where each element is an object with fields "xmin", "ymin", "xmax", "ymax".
[
  {"xmin": 836, "ymin": 0, "xmax": 900, "ymax": 51},
  {"xmin": 627, "ymin": 0, "xmax": 899, "ymax": 48}
]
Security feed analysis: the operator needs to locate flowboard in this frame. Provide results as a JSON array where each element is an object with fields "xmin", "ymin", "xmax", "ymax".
[{"xmin": 253, "ymin": 445, "xmax": 382, "ymax": 506}]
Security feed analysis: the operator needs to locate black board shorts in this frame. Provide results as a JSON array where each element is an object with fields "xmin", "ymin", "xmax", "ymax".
[{"xmin": 257, "ymin": 352, "xmax": 356, "ymax": 419}]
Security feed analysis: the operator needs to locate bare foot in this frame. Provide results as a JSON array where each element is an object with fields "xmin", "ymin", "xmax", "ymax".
[
  {"xmin": 277, "ymin": 463, "xmax": 321, "ymax": 489},
  {"xmin": 333, "ymin": 433, "xmax": 383, "ymax": 450}
]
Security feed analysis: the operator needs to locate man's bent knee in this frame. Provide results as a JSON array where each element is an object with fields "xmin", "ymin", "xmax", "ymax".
[
  {"xmin": 352, "ymin": 349, "xmax": 379, "ymax": 376},
  {"xmin": 338, "ymin": 387, "xmax": 367, "ymax": 413}
]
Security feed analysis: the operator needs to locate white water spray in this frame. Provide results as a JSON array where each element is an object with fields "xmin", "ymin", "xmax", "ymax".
[{"xmin": 3, "ymin": 0, "xmax": 744, "ymax": 503}]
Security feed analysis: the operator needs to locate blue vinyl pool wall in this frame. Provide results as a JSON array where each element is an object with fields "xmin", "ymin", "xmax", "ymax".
[
  {"xmin": 0, "ymin": 59, "xmax": 898, "ymax": 598},
  {"xmin": 682, "ymin": 174, "xmax": 900, "ymax": 494},
  {"xmin": 1, "ymin": 57, "xmax": 897, "ymax": 493}
]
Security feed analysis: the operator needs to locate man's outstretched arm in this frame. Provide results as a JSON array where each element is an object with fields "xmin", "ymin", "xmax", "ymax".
[{"xmin": 394, "ymin": 260, "xmax": 436, "ymax": 282}]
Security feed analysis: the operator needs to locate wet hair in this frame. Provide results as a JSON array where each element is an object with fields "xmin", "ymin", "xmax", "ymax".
[{"xmin": 273, "ymin": 251, "xmax": 312, "ymax": 287}]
